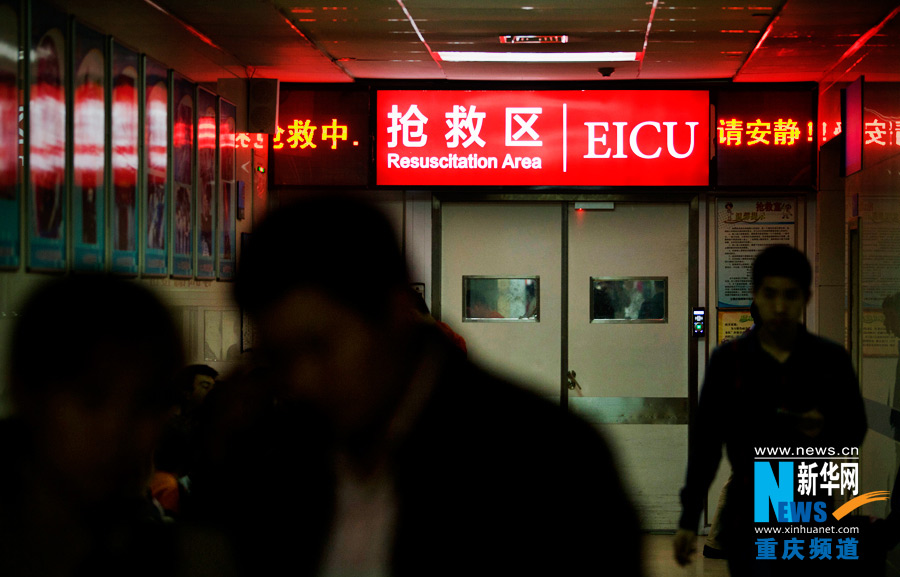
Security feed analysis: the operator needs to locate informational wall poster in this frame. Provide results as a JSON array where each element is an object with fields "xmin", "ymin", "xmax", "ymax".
[
  {"xmin": 71, "ymin": 22, "xmax": 106, "ymax": 271},
  {"xmin": 27, "ymin": 6, "xmax": 67, "ymax": 271},
  {"xmin": 859, "ymin": 197, "xmax": 900, "ymax": 310},
  {"xmin": 142, "ymin": 57, "xmax": 169, "ymax": 276},
  {"xmin": 716, "ymin": 197, "xmax": 796, "ymax": 308},
  {"xmin": 717, "ymin": 309, "xmax": 755, "ymax": 345},
  {"xmin": 376, "ymin": 90, "xmax": 709, "ymax": 187},
  {"xmin": 0, "ymin": 0, "xmax": 19, "ymax": 269},
  {"xmin": 862, "ymin": 310, "xmax": 899, "ymax": 357}
]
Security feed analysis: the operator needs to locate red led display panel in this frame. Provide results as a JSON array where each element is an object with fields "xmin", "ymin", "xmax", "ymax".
[
  {"xmin": 376, "ymin": 90, "xmax": 710, "ymax": 187},
  {"xmin": 271, "ymin": 88, "xmax": 369, "ymax": 186},
  {"xmin": 859, "ymin": 82, "xmax": 900, "ymax": 170},
  {"xmin": 715, "ymin": 88, "xmax": 816, "ymax": 187}
]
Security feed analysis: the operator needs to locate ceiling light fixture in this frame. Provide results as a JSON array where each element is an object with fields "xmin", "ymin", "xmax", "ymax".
[
  {"xmin": 500, "ymin": 34, "xmax": 568, "ymax": 44},
  {"xmin": 435, "ymin": 51, "xmax": 640, "ymax": 63}
]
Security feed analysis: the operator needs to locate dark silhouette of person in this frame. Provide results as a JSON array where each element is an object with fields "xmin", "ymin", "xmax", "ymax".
[
  {"xmin": 177, "ymin": 364, "xmax": 219, "ymax": 417},
  {"xmin": 1, "ymin": 275, "xmax": 185, "ymax": 576},
  {"xmin": 187, "ymin": 195, "xmax": 643, "ymax": 577},
  {"xmin": 674, "ymin": 245, "xmax": 867, "ymax": 576},
  {"xmin": 409, "ymin": 288, "xmax": 467, "ymax": 355},
  {"xmin": 638, "ymin": 290, "xmax": 665, "ymax": 319},
  {"xmin": 854, "ymin": 292, "xmax": 900, "ymax": 572},
  {"xmin": 149, "ymin": 364, "xmax": 219, "ymax": 517}
]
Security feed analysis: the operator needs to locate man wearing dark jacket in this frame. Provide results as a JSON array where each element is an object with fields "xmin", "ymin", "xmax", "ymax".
[
  {"xmin": 674, "ymin": 245, "xmax": 867, "ymax": 576},
  {"xmin": 189, "ymin": 195, "xmax": 642, "ymax": 577}
]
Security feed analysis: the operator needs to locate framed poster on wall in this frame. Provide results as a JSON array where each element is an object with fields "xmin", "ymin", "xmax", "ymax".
[
  {"xmin": 717, "ymin": 309, "xmax": 754, "ymax": 345},
  {"xmin": 857, "ymin": 197, "xmax": 900, "ymax": 356},
  {"xmin": 0, "ymin": 0, "xmax": 19, "ymax": 269},
  {"xmin": 142, "ymin": 56, "xmax": 168, "ymax": 276},
  {"xmin": 27, "ymin": 3, "xmax": 67, "ymax": 272},
  {"xmin": 71, "ymin": 21, "xmax": 106, "ymax": 271},
  {"xmin": 109, "ymin": 40, "xmax": 139, "ymax": 275},
  {"xmin": 217, "ymin": 97, "xmax": 236, "ymax": 280},
  {"xmin": 716, "ymin": 197, "xmax": 797, "ymax": 308},
  {"xmin": 195, "ymin": 87, "xmax": 216, "ymax": 279},
  {"xmin": 171, "ymin": 72, "xmax": 194, "ymax": 278}
]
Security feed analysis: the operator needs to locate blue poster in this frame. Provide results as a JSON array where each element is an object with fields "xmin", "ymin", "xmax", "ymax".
[
  {"xmin": 171, "ymin": 73, "xmax": 194, "ymax": 278},
  {"xmin": 217, "ymin": 98, "xmax": 236, "ymax": 280},
  {"xmin": 109, "ymin": 41, "xmax": 139, "ymax": 275},
  {"xmin": 71, "ymin": 22, "xmax": 106, "ymax": 271},
  {"xmin": 195, "ymin": 87, "xmax": 216, "ymax": 280},
  {"xmin": 142, "ymin": 57, "xmax": 168, "ymax": 276},
  {"xmin": 27, "ymin": 6, "xmax": 67, "ymax": 271},
  {"xmin": 0, "ymin": 0, "xmax": 19, "ymax": 269}
]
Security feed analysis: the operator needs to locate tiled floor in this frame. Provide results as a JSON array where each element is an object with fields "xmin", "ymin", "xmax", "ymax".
[{"xmin": 643, "ymin": 534, "xmax": 730, "ymax": 577}]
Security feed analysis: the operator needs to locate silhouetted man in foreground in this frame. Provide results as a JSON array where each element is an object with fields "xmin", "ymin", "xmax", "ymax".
[
  {"xmin": 189, "ymin": 195, "xmax": 642, "ymax": 576},
  {"xmin": 674, "ymin": 245, "xmax": 867, "ymax": 576},
  {"xmin": 2, "ymin": 275, "xmax": 185, "ymax": 576}
]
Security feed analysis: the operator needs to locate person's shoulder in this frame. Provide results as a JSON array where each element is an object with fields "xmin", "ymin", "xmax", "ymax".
[
  {"xmin": 801, "ymin": 330, "xmax": 852, "ymax": 359},
  {"xmin": 709, "ymin": 329, "xmax": 756, "ymax": 361}
]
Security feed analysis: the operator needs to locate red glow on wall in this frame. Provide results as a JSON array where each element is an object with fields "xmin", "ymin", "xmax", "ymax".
[
  {"xmin": 0, "ymin": 81, "xmax": 15, "ymax": 191},
  {"xmin": 173, "ymin": 120, "xmax": 190, "ymax": 148},
  {"xmin": 30, "ymin": 61, "xmax": 65, "ymax": 188},
  {"xmin": 271, "ymin": 118, "xmax": 356, "ymax": 150},
  {"xmin": 73, "ymin": 81, "xmax": 104, "ymax": 188},
  {"xmin": 197, "ymin": 115, "xmax": 217, "ymax": 151},
  {"xmin": 146, "ymin": 82, "xmax": 168, "ymax": 176},
  {"xmin": 111, "ymin": 79, "xmax": 138, "ymax": 187}
]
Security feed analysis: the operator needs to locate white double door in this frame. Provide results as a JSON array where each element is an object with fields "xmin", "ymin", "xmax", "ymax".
[{"xmin": 441, "ymin": 200, "xmax": 693, "ymax": 530}]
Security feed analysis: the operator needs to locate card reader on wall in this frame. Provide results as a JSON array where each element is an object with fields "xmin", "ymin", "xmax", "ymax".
[{"xmin": 692, "ymin": 307, "xmax": 706, "ymax": 337}]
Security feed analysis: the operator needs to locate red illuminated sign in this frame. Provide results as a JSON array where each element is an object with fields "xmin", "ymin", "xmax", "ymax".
[
  {"xmin": 814, "ymin": 118, "xmax": 900, "ymax": 145},
  {"xmin": 862, "ymin": 117, "xmax": 900, "ymax": 147},
  {"xmin": 715, "ymin": 89, "xmax": 816, "ymax": 187},
  {"xmin": 376, "ymin": 90, "xmax": 709, "ymax": 186},
  {"xmin": 717, "ymin": 118, "xmax": 814, "ymax": 146},
  {"xmin": 271, "ymin": 88, "xmax": 369, "ymax": 187},
  {"xmin": 272, "ymin": 118, "xmax": 358, "ymax": 150},
  {"xmin": 822, "ymin": 83, "xmax": 900, "ymax": 170},
  {"xmin": 235, "ymin": 132, "xmax": 268, "ymax": 150}
]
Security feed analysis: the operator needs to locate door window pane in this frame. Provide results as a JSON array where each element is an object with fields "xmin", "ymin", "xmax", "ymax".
[
  {"xmin": 463, "ymin": 276, "xmax": 539, "ymax": 322},
  {"xmin": 590, "ymin": 277, "xmax": 667, "ymax": 323}
]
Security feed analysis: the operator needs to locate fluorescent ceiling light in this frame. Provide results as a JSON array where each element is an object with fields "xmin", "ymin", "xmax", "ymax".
[
  {"xmin": 500, "ymin": 34, "xmax": 568, "ymax": 44},
  {"xmin": 436, "ymin": 51, "xmax": 639, "ymax": 63}
]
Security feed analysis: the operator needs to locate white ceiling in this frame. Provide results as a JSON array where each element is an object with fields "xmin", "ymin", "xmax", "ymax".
[{"xmin": 53, "ymin": 0, "xmax": 900, "ymax": 86}]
